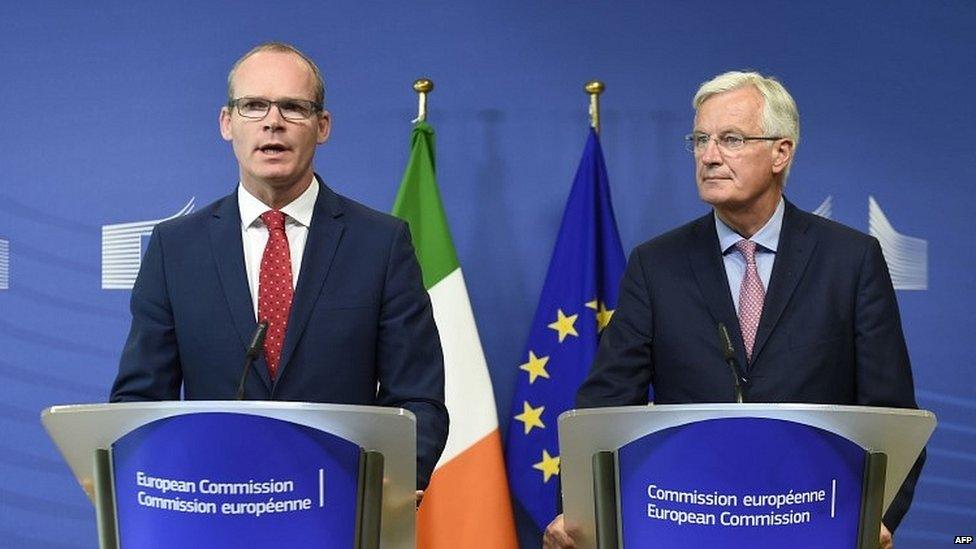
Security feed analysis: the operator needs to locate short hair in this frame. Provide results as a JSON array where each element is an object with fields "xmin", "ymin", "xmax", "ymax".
[
  {"xmin": 693, "ymin": 71, "xmax": 799, "ymax": 180},
  {"xmin": 226, "ymin": 42, "xmax": 326, "ymax": 109}
]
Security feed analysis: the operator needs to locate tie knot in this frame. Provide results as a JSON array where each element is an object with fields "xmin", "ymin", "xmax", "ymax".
[
  {"xmin": 261, "ymin": 210, "xmax": 286, "ymax": 231},
  {"xmin": 734, "ymin": 239, "xmax": 758, "ymax": 264}
]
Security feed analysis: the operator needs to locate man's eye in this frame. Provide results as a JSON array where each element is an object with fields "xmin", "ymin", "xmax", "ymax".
[
  {"xmin": 242, "ymin": 100, "xmax": 269, "ymax": 111},
  {"xmin": 280, "ymin": 102, "xmax": 308, "ymax": 113},
  {"xmin": 694, "ymin": 135, "xmax": 710, "ymax": 146},
  {"xmin": 720, "ymin": 135, "xmax": 744, "ymax": 146}
]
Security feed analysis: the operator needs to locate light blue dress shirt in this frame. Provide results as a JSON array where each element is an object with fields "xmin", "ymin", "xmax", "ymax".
[{"xmin": 715, "ymin": 197, "xmax": 785, "ymax": 314}]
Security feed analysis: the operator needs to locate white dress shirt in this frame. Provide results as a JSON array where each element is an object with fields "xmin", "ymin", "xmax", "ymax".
[{"xmin": 238, "ymin": 179, "xmax": 318, "ymax": 320}]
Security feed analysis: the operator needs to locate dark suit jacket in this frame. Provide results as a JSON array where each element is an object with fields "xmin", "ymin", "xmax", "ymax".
[
  {"xmin": 577, "ymin": 199, "xmax": 923, "ymax": 530},
  {"xmin": 110, "ymin": 178, "xmax": 449, "ymax": 489}
]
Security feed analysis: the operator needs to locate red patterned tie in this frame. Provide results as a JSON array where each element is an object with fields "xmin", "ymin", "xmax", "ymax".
[
  {"xmin": 735, "ymin": 239, "xmax": 765, "ymax": 362},
  {"xmin": 258, "ymin": 210, "xmax": 293, "ymax": 380}
]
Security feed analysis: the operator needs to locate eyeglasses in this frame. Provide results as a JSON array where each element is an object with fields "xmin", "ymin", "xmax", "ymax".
[
  {"xmin": 228, "ymin": 97, "xmax": 322, "ymax": 121},
  {"xmin": 684, "ymin": 132, "xmax": 782, "ymax": 154}
]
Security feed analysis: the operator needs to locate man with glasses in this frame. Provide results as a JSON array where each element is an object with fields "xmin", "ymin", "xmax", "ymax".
[
  {"xmin": 110, "ymin": 43, "xmax": 448, "ymax": 491},
  {"xmin": 544, "ymin": 71, "xmax": 921, "ymax": 549}
]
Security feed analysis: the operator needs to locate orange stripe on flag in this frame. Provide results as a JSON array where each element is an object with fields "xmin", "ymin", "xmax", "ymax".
[{"xmin": 417, "ymin": 430, "xmax": 518, "ymax": 548}]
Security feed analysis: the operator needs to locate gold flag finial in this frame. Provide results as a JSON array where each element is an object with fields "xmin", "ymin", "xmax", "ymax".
[
  {"xmin": 412, "ymin": 78, "xmax": 434, "ymax": 123},
  {"xmin": 584, "ymin": 80, "xmax": 605, "ymax": 134}
]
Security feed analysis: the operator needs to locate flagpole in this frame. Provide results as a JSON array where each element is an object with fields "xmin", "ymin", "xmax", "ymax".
[
  {"xmin": 413, "ymin": 78, "xmax": 434, "ymax": 123},
  {"xmin": 396, "ymin": 76, "xmax": 519, "ymax": 549},
  {"xmin": 505, "ymin": 77, "xmax": 626, "ymax": 534},
  {"xmin": 585, "ymin": 80, "xmax": 605, "ymax": 134}
]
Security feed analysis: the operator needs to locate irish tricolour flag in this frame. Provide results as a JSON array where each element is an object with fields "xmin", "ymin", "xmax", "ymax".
[{"xmin": 393, "ymin": 121, "xmax": 518, "ymax": 547}]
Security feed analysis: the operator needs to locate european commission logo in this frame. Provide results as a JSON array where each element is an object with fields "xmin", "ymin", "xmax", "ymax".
[
  {"xmin": 101, "ymin": 198, "xmax": 195, "ymax": 290},
  {"xmin": 812, "ymin": 195, "xmax": 928, "ymax": 291},
  {"xmin": 0, "ymin": 237, "xmax": 9, "ymax": 290}
]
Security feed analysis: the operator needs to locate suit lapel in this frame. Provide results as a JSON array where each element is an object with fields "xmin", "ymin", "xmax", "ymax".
[
  {"xmin": 209, "ymin": 192, "xmax": 272, "ymax": 392},
  {"xmin": 686, "ymin": 212, "xmax": 749, "ymax": 368},
  {"xmin": 274, "ymin": 178, "xmax": 346, "ymax": 385},
  {"xmin": 751, "ymin": 200, "xmax": 817, "ymax": 364}
]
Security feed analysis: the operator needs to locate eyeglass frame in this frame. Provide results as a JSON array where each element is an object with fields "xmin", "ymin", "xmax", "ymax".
[
  {"xmin": 227, "ymin": 96, "xmax": 324, "ymax": 121},
  {"xmin": 684, "ymin": 132, "xmax": 783, "ymax": 154}
]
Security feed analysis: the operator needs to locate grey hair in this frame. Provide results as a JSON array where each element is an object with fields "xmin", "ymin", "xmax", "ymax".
[
  {"xmin": 227, "ymin": 42, "xmax": 326, "ymax": 109},
  {"xmin": 693, "ymin": 71, "xmax": 799, "ymax": 180}
]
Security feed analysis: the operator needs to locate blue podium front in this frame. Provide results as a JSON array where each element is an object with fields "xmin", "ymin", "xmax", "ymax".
[
  {"xmin": 111, "ymin": 412, "xmax": 362, "ymax": 548},
  {"xmin": 616, "ymin": 417, "xmax": 866, "ymax": 547}
]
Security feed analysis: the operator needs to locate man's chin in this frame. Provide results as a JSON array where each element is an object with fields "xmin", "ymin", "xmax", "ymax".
[
  {"xmin": 243, "ymin": 170, "xmax": 311, "ymax": 193},
  {"xmin": 697, "ymin": 187, "xmax": 728, "ymax": 207},
  {"xmin": 252, "ymin": 168, "xmax": 303, "ymax": 186}
]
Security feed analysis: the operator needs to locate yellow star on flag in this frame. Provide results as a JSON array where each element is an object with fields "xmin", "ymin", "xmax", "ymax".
[
  {"xmin": 586, "ymin": 299, "xmax": 615, "ymax": 333},
  {"xmin": 514, "ymin": 401, "xmax": 546, "ymax": 434},
  {"xmin": 519, "ymin": 351, "xmax": 550, "ymax": 384},
  {"xmin": 533, "ymin": 449, "xmax": 561, "ymax": 483},
  {"xmin": 547, "ymin": 308, "xmax": 579, "ymax": 343}
]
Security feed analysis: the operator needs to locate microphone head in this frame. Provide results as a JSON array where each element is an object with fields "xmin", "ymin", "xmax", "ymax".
[{"xmin": 247, "ymin": 321, "xmax": 269, "ymax": 358}]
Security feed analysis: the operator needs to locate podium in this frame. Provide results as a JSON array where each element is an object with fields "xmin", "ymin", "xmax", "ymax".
[
  {"xmin": 41, "ymin": 401, "xmax": 418, "ymax": 549},
  {"xmin": 558, "ymin": 404, "xmax": 935, "ymax": 549}
]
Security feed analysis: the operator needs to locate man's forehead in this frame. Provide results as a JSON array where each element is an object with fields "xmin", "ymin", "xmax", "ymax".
[
  {"xmin": 694, "ymin": 87, "xmax": 763, "ymax": 131},
  {"xmin": 232, "ymin": 51, "xmax": 316, "ymax": 93}
]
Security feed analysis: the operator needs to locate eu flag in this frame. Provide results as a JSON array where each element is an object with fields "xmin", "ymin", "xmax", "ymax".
[{"xmin": 504, "ymin": 128, "xmax": 626, "ymax": 530}]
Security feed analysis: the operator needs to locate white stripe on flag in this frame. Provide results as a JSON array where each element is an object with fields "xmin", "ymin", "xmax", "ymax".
[{"xmin": 427, "ymin": 268, "xmax": 499, "ymax": 466}]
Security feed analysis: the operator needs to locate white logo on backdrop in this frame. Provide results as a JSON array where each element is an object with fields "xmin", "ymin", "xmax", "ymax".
[
  {"xmin": 0, "ymin": 237, "xmax": 9, "ymax": 290},
  {"xmin": 867, "ymin": 196, "xmax": 928, "ymax": 291},
  {"xmin": 812, "ymin": 195, "xmax": 833, "ymax": 219},
  {"xmin": 101, "ymin": 198, "xmax": 195, "ymax": 290},
  {"xmin": 808, "ymin": 195, "xmax": 927, "ymax": 290}
]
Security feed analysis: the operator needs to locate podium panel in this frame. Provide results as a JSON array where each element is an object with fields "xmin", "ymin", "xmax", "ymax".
[
  {"xmin": 42, "ymin": 401, "xmax": 417, "ymax": 548},
  {"xmin": 111, "ymin": 413, "xmax": 361, "ymax": 548},
  {"xmin": 617, "ymin": 417, "xmax": 865, "ymax": 547},
  {"xmin": 559, "ymin": 404, "xmax": 935, "ymax": 549}
]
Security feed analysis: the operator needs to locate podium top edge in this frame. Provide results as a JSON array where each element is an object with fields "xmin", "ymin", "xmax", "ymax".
[
  {"xmin": 558, "ymin": 403, "xmax": 936, "ymax": 422},
  {"xmin": 41, "ymin": 401, "xmax": 416, "ymax": 420}
]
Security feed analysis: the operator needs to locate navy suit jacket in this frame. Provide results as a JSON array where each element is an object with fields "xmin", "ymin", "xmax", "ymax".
[
  {"xmin": 110, "ymin": 178, "xmax": 449, "ymax": 489},
  {"xmin": 577, "ymin": 199, "xmax": 923, "ymax": 530}
]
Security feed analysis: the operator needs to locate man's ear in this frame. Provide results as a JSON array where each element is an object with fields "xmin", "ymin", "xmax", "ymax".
[
  {"xmin": 219, "ymin": 107, "xmax": 233, "ymax": 141},
  {"xmin": 771, "ymin": 138, "xmax": 794, "ymax": 175},
  {"xmin": 317, "ymin": 110, "xmax": 332, "ymax": 144}
]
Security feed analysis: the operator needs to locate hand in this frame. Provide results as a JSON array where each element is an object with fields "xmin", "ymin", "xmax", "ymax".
[
  {"xmin": 81, "ymin": 478, "xmax": 95, "ymax": 500},
  {"xmin": 879, "ymin": 523, "xmax": 893, "ymax": 549},
  {"xmin": 416, "ymin": 490, "xmax": 424, "ymax": 507},
  {"xmin": 543, "ymin": 514, "xmax": 578, "ymax": 549}
]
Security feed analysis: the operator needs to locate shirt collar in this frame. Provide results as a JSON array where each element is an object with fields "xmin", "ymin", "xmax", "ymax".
[
  {"xmin": 238, "ymin": 176, "xmax": 319, "ymax": 229},
  {"xmin": 716, "ymin": 196, "xmax": 785, "ymax": 254}
]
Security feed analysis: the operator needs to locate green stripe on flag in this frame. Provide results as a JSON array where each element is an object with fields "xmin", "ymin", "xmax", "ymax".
[{"xmin": 392, "ymin": 121, "xmax": 460, "ymax": 290}]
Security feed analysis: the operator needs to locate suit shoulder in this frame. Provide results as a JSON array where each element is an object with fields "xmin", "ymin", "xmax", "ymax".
[
  {"xmin": 333, "ymin": 192, "xmax": 406, "ymax": 235},
  {"xmin": 793, "ymin": 206, "xmax": 878, "ymax": 250},
  {"xmin": 152, "ymin": 194, "xmax": 229, "ymax": 237},
  {"xmin": 632, "ymin": 211, "xmax": 711, "ymax": 258}
]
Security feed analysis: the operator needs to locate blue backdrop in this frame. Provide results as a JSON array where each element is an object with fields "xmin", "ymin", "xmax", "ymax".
[{"xmin": 1, "ymin": 1, "xmax": 972, "ymax": 547}]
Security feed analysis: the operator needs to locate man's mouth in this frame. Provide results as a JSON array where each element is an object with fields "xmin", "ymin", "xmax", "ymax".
[{"xmin": 257, "ymin": 144, "xmax": 290, "ymax": 155}]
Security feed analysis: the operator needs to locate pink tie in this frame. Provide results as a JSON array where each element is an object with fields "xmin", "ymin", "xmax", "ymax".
[
  {"xmin": 258, "ymin": 210, "xmax": 294, "ymax": 380},
  {"xmin": 735, "ymin": 240, "xmax": 765, "ymax": 362}
]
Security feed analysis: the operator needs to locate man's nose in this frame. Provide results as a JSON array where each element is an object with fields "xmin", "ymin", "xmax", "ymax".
[
  {"xmin": 699, "ymin": 137, "xmax": 723, "ymax": 165},
  {"xmin": 262, "ymin": 105, "xmax": 286, "ymax": 131}
]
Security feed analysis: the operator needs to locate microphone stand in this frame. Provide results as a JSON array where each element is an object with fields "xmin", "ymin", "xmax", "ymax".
[
  {"xmin": 718, "ymin": 323, "xmax": 746, "ymax": 404},
  {"xmin": 236, "ymin": 321, "xmax": 268, "ymax": 400}
]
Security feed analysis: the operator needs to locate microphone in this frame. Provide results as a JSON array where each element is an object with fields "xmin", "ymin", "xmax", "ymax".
[
  {"xmin": 717, "ymin": 323, "xmax": 746, "ymax": 403},
  {"xmin": 236, "ymin": 321, "xmax": 268, "ymax": 400}
]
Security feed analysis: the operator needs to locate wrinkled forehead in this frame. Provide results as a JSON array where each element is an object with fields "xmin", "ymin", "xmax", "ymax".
[{"xmin": 693, "ymin": 87, "xmax": 764, "ymax": 132}]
